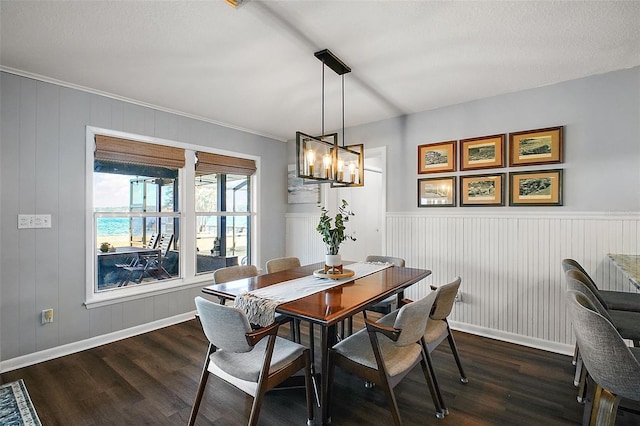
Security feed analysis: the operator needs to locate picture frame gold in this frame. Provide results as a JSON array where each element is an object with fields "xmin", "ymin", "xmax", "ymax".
[
  {"xmin": 460, "ymin": 173, "xmax": 505, "ymax": 206},
  {"xmin": 418, "ymin": 176, "xmax": 456, "ymax": 207},
  {"xmin": 509, "ymin": 126, "xmax": 563, "ymax": 166},
  {"xmin": 509, "ymin": 169, "xmax": 563, "ymax": 206},
  {"xmin": 460, "ymin": 134, "xmax": 505, "ymax": 171},
  {"xmin": 418, "ymin": 141, "xmax": 456, "ymax": 174}
]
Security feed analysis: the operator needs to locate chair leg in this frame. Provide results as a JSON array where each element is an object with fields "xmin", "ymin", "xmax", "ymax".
[
  {"xmin": 446, "ymin": 325, "xmax": 468, "ymax": 384},
  {"xmin": 188, "ymin": 344, "xmax": 214, "ymax": 426},
  {"xmin": 421, "ymin": 346, "xmax": 447, "ymax": 418},
  {"xmin": 572, "ymin": 342, "xmax": 579, "ymax": 366},
  {"xmin": 303, "ymin": 350, "xmax": 315, "ymax": 425},
  {"xmin": 577, "ymin": 367, "xmax": 588, "ymax": 404},
  {"xmin": 590, "ymin": 385, "xmax": 621, "ymax": 426},
  {"xmin": 377, "ymin": 371, "xmax": 403, "ymax": 426},
  {"xmin": 574, "ymin": 351, "xmax": 583, "ymax": 386}
]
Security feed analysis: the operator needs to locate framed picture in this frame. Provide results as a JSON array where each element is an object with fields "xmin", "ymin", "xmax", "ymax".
[
  {"xmin": 418, "ymin": 177, "xmax": 456, "ymax": 207},
  {"xmin": 460, "ymin": 173, "xmax": 505, "ymax": 206},
  {"xmin": 509, "ymin": 169, "xmax": 563, "ymax": 206},
  {"xmin": 418, "ymin": 141, "xmax": 456, "ymax": 174},
  {"xmin": 460, "ymin": 134, "xmax": 505, "ymax": 170},
  {"xmin": 509, "ymin": 126, "xmax": 563, "ymax": 166},
  {"xmin": 287, "ymin": 164, "xmax": 320, "ymax": 204}
]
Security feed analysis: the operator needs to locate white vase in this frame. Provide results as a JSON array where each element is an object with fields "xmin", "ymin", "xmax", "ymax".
[{"xmin": 325, "ymin": 254, "xmax": 342, "ymax": 267}]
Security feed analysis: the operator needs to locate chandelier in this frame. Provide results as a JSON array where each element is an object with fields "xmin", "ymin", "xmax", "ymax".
[{"xmin": 296, "ymin": 49, "xmax": 364, "ymax": 187}]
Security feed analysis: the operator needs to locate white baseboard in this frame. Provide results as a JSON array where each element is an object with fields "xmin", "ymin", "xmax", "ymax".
[
  {"xmin": 0, "ymin": 311, "xmax": 197, "ymax": 373},
  {"xmin": 1, "ymin": 313, "xmax": 573, "ymax": 373},
  {"xmin": 449, "ymin": 320, "xmax": 574, "ymax": 356}
]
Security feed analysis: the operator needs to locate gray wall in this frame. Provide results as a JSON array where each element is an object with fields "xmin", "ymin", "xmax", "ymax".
[
  {"xmin": 0, "ymin": 72, "xmax": 288, "ymax": 362},
  {"xmin": 289, "ymin": 67, "xmax": 640, "ymax": 213}
]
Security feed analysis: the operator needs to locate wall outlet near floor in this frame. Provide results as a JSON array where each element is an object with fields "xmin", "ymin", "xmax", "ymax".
[{"xmin": 42, "ymin": 309, "xmax": 54, "ymax": 324}]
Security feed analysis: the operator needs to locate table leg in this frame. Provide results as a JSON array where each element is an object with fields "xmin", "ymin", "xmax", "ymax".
[{"xmin": 321, "ymin": 323, "xmax": 337, "ymax": 425}]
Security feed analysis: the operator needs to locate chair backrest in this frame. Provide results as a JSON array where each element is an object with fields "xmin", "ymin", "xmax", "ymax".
[
  {"xmin": 392, "ymin": 290, "xmax": 438, "ymax": 346},
  {"xmin": 213, "ymin": 264, "xmax": 259, "ymax": 284},
  {"xmin": 561, "ymin": 258, "xmax": 600, "ymax": 290},
  {"xmin": 365, "ymin": 255, "xmax": 405, "ymax": 267},
  {"xmin": 157, "ymin": 233, "xmax": 174, "ymax": 256},
  {"xmin": 565, "ymin": 269, "xmax": 610, "ymax": 316},
  {"xmin": 195, "ymin": 296, "xmax": 254, "ymax": 353},
  {"xmin": 265, "ymin": 257, "xmax": 301, "ymax": 274},
  {"xmin": 565, "ymin": 290, "xmax": 640, "ymax": 400},
  {"xmin": 430, "ymin": 277, "xmax": 462, "ymax": 320},
  {"xmin": 146, "ymin": 233, "xmax": 159, "ymax": 249}
]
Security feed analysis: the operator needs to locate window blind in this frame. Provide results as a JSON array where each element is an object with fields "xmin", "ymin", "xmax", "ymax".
[
  {"xmin": 95, "ymin": 135, "xmax": 186, "ymax": 169},
  {"xmin": 196, "ymin": 152, "xmax": 256, "ymax": 176}
]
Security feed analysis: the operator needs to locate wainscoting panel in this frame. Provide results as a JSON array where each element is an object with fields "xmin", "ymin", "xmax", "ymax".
[{"xmin": 285, "ymin": 212, "xmax": 639, "ymax": 352}]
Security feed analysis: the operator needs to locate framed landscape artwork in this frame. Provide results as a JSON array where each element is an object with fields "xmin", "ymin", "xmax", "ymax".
[
  {"xmin": 418, "ymin": 176, "xmax": 456, "ymax": 207},
  {"xmin": 460, "ymin": 173, "xmax": 505, "ymax": 206},
  {"xmin": 509, "ymin": 126, "xmax": 563, "ymax": 166},
  {"xmin": 287, "ymin": 164, "xmax": 320, "ymax": 204},
  {"xmin": 460, "ymin": 134, "xmax": 505, "ymax": 171},
  {"xmin": 418, "ymin": 141, "xmax": 456, "ymax": 174},
  {"xmin": 509, "ymin": 169, "xmax": 563, "ymax": 206}
]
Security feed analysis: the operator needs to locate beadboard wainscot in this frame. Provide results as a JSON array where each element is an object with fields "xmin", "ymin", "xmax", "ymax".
[{"xmin": 285, "ymin": 211, "xmax": 640, "ymax": 354}]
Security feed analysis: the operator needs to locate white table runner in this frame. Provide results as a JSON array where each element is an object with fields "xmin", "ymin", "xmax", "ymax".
[{"xmin": 234, "ymin": 261, "xmax": 393, "ymax": 326}]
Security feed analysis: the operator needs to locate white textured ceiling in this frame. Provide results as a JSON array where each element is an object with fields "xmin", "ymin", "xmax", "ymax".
[{"xmin": 1, "ymin": 1, "xmax": 639, "ymax": 141}]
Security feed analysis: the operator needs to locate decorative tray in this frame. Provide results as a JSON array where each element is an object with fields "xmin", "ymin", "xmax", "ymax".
[{"xmin": 313, "ymin": 268, "xmax": 355, "ymax": 280}]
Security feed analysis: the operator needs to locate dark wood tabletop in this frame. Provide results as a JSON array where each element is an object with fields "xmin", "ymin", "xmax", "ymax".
[{"xmin": 202, "ymin": 261, "xmax": 432, "ymax": 325}]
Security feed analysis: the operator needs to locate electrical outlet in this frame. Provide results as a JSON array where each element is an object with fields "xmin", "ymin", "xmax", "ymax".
[
  {"xmin": 42, "ymin": 309, "xmax": 54, "ymax": 324},
  {"xmin": 18, "ymin": 214, "xmax": 34, "ymax": 229},
  {"xmin": 454, "ymin": 290, "xmax": 462, "ymax": 303}
]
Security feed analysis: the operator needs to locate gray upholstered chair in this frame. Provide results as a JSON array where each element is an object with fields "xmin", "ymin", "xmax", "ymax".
[
  {"xmin": 379, "ymin": 277, "xmax": 467, "ymax": 388},
  {"xmin": 329, "ymin": 290, "xmax": 447, "ymax": 425},
  {"xmin": 265, "ymin": 256, "xmax": 301, "ymax": 273},
  {"xmin": 189, "ymin": 296, "xmax": 314, "ymax": 426},
  {"xmin": 565, "ymin": 270, "xmax": 640, "ymax": 346},
  {"xmin": 265, "ymin": 257, "xmax": 306, "ymax": 344},
  {"xmin": 213, "ymin": 264, "xmax": 259, "ymax": 285},
  {"xmin": 425, "ymin": 277, "xmax": 468, "ymax": 384},
  {"xmin": 562, "ymin": 259, "xmax": 640, "ymax": 312},
  {"xmin": 363, "ymin": 255, "xmax": 406, "ymax": 316},
  {"xmin": 565, "ymin": 290, "xmax": 640, "ymax": 426},
  {"xmin": 565, "ymin": 269, "xmax": 640, "ymax": 403}
]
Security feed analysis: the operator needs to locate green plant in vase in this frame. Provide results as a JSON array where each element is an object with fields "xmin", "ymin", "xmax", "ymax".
[{"xmin": 317, "ymin": 200, "xmax": 355, "ymax": 272}]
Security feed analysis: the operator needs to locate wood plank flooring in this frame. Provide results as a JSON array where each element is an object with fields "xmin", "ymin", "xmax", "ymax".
[{"xmin": 1, "ymin": 316, "xmax": 638, "ymax": 425}]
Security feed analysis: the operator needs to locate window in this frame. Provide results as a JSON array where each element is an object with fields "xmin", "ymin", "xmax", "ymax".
[
  {"xmin": 195, "ymin": 152, "xmax": 255, "ymax": 273},
  {"xmin": 87, "ymin": 130, "xmax": 257, "ymax": 306},
  {"xmin": 195, "ymin": 173, "xmax": 250, "ymax": 273}
]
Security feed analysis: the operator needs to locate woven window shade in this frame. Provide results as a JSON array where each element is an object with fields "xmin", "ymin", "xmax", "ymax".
[
  {"xmin": 95, "ymin": 135, "xmax": 186, "ymax": 169},
  {"xmin": 196, "ymin": 152, "xmax": 256, "ymax": 176}
]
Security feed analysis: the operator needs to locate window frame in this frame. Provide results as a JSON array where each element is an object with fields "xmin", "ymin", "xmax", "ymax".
[{"xmin": 85, "ymin": 126, "xmax": 259, "ymax": 308}]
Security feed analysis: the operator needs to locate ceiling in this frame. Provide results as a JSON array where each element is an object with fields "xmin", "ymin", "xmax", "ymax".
[{"xmin": 1, "ymin": 1, "xmax": 639, "ymax": 142}]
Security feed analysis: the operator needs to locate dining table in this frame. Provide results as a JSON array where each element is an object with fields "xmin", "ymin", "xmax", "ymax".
[{"xmin": 201, "ymin": 261, "xmax": 431, "ymax": 425}]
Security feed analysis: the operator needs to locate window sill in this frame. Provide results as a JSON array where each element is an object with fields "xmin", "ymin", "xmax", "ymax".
[{"xmin": 84, "ymin": 275, "xmax": 213, "ymax": 309}]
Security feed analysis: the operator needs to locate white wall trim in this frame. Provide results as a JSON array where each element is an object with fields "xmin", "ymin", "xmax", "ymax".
[
  {"xmin": 0, "ymin": 311, "xmax": 196, "ymax": 373},
  {"xmin": 450, "ymin": 320, "xmax": 574, "ymax": 356},
  {"xmin": 289, "ymin": 211, "xmax": 640, "ymax": 220},
  {"xmin": 1, "ymin": 66, "xmax": 285, "ymax": 142},
  {"xmin": 388, "ymin": 211, "xmax": 640, "ymax": 220}
]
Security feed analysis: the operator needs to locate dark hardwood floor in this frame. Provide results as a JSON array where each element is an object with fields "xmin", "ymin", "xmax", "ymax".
[{"xmin": 2, "ymin": 315, "xmax": 638, "ymax": 425}]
